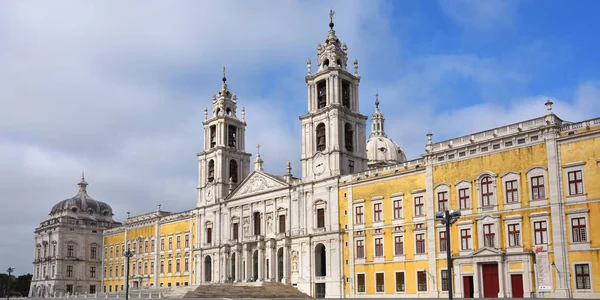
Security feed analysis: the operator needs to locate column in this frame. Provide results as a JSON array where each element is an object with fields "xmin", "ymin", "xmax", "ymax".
[
  {"xmin": 498, "ymin": 260, "xmax": 505, "ymax": 297},
  {"xmin": 473, "ymin": 264, "xmax": 480, "ymax": 298},
  {"xmin": 258, "ymin": 245, "xmax": 265, "ymax": 281},
  {"xmin": 283, "ymin": 245, "xmax": 289, "ymax": 284},
  {"xmin": 424, "ymin": 156, "xmax": 438, "ymax": 296},
  {"xmin": 236, "ymin": 249, "xmax": 242, "ymax": 282},
  {"xmin": 244, "ymin": 245, "xmax": 251, "ymax": 282}
]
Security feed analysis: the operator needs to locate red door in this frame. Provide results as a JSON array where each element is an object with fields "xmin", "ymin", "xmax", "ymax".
[
  {"xmin": 463, "ymin": 276, "xmax": 473, "ymax": 298},
  {"xmin": 482, "ymin": 264, "xmax": 499, "ymax": 298},
  {"xmin": 511, "ymin": 274, "xmax": 524, "ymax": 298}
]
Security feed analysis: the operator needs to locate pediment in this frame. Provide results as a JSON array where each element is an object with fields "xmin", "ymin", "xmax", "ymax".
[
  {"xmin": 470, "ymin": 247, "xmax": 504, "ymax": 257},
  {"xmin": 227, "ymin": 170, "xmax": 289, "ymax": 199}
]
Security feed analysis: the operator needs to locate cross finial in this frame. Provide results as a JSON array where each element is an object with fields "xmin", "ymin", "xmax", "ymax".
[
  {"xmin": 375, "ymin": 93, "xmax": 380, "ymax": 109},
  {"xmin": 257, "ymin": 143, "xmax": 261, "ymax": 155},
  {"xmin": 329, "ymin": 10, "xmax": 335, "ymax": 29},
  {"xmin": 222, "ymin": 67, "xmax": 227, "ymax": 82}
]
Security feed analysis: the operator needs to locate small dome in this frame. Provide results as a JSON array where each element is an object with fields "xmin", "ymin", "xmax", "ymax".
[
  {"xmin": 366, "ymin": 136, "xmax": 407, "ymax": 167},
  {"xmin": 49, "ymin": 174, "xmax": 113, "ymax": 219}
]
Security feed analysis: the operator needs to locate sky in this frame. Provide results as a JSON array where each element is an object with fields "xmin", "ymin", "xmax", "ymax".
[{"xmin": 1, "ymin": 0, "xmax": 600, "ymax": 275}]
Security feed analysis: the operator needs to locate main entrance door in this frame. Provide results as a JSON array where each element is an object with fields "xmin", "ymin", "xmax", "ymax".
[
  {"xmin": 463, "ymin": 276, "xmax": 474, "ymax": 298},
  {"xmin": 482, "ymin": 264, "xmax": 499, "ymax": 298},
  {"xmin": 511, "ymin": 274, "xmax": 524, "ymax": 298}
]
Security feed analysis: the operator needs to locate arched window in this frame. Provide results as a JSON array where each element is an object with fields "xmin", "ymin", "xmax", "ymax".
[
  {"xmin": 229, "ymin": 160, "xmax": 238, "ymax": 184},
  {"xmin": 316, "ymin": 123, "xmax": 326, "ymax": 151},
  {"xmin": 317, "ymin": 81, "xmax": 327, "ymax": 109},
  {"xmin": 342, "ymin": 81, "xmax": 350, "ymax": 108},
  {"xmin": 208, "ymin": 160, "xmax": 215, "ymax": 183},
  {"xmin": 315, "ymin": 243, "xmax": 326, "ymax": 276},
  {"xmin": 209, "ymin": 125, "xmax": 216, "ymax": 148},
  {"xmin": 344, "ymin": 123, "xmax": 354, "ymax": 152},
  {"xmin": 228, "ymin": 125, "xmax": 237, "ymax": 147},
  {"xmin": 323, "ymin": 59, "xmax": 330, "ymax": 70},
  {"xmin": 481, "ymin": 177, "xmax": 493, "ymax": 207},
  {"xmin": 226, "ymin": 108, "xmax": 232, "ymax": 116},
  {"xmin": 204, "ymin": 256, "xmax": 212, "ymax": 282}
]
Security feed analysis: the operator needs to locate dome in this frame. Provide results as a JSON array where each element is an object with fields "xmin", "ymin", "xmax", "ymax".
[
  {"xmin": 366, "ymin": 136, "xmax": 407, "ymax": 167},
  {"xmin": 49, "ymin": 174, "xmax": 113, "ymax": 219}
]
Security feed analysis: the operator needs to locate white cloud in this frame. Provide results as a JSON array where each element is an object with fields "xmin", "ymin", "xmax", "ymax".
[{"xmin": 438, "ymin": 0, "xmax": 519, "ymax": 31}]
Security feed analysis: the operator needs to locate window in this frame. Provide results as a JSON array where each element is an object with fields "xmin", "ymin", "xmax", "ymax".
[
  {"xmin": 168, "ymin": 260, "xmax": 172, "ymax": 273},
  {"xmin": 375, "ymin": 238, "xmax": 383, "ymax": 257},
  {"xmin": 150, "ymin": 241, "xmax": 154, "ymax": 252},
  {"xmin": 531, "ymin": 175, "xmax": 545, "ymax": 200},
  {"xmin": 461, "ymin": 229, "xmax": 471, "ymax": 250},
  {"xmin": 575, "ymin": 264, "xmax": 591, "ymax": 290},
  {"xmin": 505, "ymin": 180, "xmax": 519, "ymax": 203},
  {"xmin": 317, "ymin": 81, "xmax": 327, "ymax": 109},
  {"xmin": 67, "ymin": 245, "xmax": 74, "ymax": 257},
  {"xmin": 416, "ymin": 233, "xmax": 425, "ymax": 254},
  {"xmin": 417, "ymin": 271, "xmax": 427, "ymax": 291},
  {"xmin": 534, "ymin": 221, "xmax": 548, "ymax": 244},
  {"xmin": 356, "ymin": 274, "xmax": 366, "ymax": 293},
  {"xmin": 89, "ymin": 285, "xmax": 96, "ymax": 295},
  {"xmin": 90, "ymin": 266, "xmax": 96, "ymax": 278},
  {"xmin": 66, "ymin": 285, "xmax": 73, "ymax": 294},
  {"xmin": 206, "ymin": 228, "xmax": 212, "ymax": 244},
  {"xmin": 121, "ymin": 263, "xmax": 124, "ymax": 276},
  {"xmin": 144, "ymin": 241, "xmax": 148, "ymax": 253},
  {"xmin": 439, "ymin": 231, "xmax": 447, "ymax": 252},
  {"xmin": 348, "ymin": 160, "xmax": 354, "ymax": 173},
  {"xmin": 317, "ymin": 208, "xmax": 325, "ymax": 228},
  {"xmin": 279, "ymin": 215, "xmax": 286, "ymax": 233},
  {"xmin": 160, "ymin": 238, "xmax": 165, "ymax": 251},
  {"xmin": 481, "ymin": 177, "xmax": 494, "ymax": 207},
  {"xmin": 568, "ymin": 170, "xmax": 583, "ymax": 195},
  {"xmin": 67, "ymin": 265, "xmax": 73, "ymax": 277},
  {"xmin": 376, "ymin": 273, "xmax": 385, "ymax": 293},
  {"xmin": 459, "ymin": 188, "xmax": 470, "ymax": 209},
  {"xmin": 185, "ymin": 235, "xmax": 189, "ymax": 248},
  {"xmin": 342, "ymin": 81, "xmax": 350, "ymax": 108},
  {"xmin": 253, "ymin": 212, "xmax": 261, "ymax": 235},
  {"xmin": 395, "ymin": 272, "xmax": 405, "ymax": 292},
  {"xmin": 394, "ymin": 236, "xmax": 404, "ymax": 255},
  {"xmin": 414, "ymin": 196, "xmax": 424, "ymax": 216},
  {"xmin": 508, "ymin": 224, "xmax": 521, "ymax": 247},
  {"xmin": 441, "ymin": 270, "xmax": 449, "ymax": 291},
  {"xmin": 184, "ymin": 258, "xmax": 189, "ymax": 272},
  {"xmin": 176, "ymin": 259, "xmax": 181, "ymax": 273},
  {"xmin": 150, "ymin": 261, "xmax": 154, "ymax": 274},
  {"xmin": 571, "ymin": 218, "xmax": 587, "ymax": 243},
  {"xmin": 229, "ymin": 159, "xmax": 238, "ymax": 184},
  {"xmin": 160, "ymin": 261, "xmax": 164, "ymax": 273},
  {"xmin": 208, "ymin": 160, "xmax": 215, "ymax": 182},
  {"xmin": 232, "ymin": 223, "xmax": 239, "ymax": 240},
  {"xmin": 393, "ymin": 200, "xmax": 402, "ymax": 219},
  {"xmin": 355, "ymin": 206, "xmax": 364, "ymax": 224},
  {"xmin": 90, "ymin": 247, "xmax": 97, "ymax": 259},
  {"xmin": 228, "ymin": 125, "xmax": 237, "ymax": 148},
  {"xmin": 344, "ymin": 123, "xmax": 354, "ymax": 152},
  {"xmin": 483, "ymin": 224, "xmax": 495, "ymax": 247},
  {"xmin": 356, "ymin": 240, "xmax": 364, "ymax": 258},
  {"xmin": 316, "ymin": 123, "xmax": 326, "ymax": 151},
  {"xmin": 438, "ymin": 191, "xmax": 448, "ymax": 211},
  {"xmin": 373, "ymin": 203, "xmax": 382, "ymax": 222},
  {"xmin": 176, "ymin": 236, "xmax": 181, "ymax": 249},
  {"xmin": 168, "ymin": 237, "xmax": 172, "ymax": 250}
]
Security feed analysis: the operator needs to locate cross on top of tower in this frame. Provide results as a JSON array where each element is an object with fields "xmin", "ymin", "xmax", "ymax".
[
  {"xmin": 375, "ymin": 93, "xmax": 380, "ymax": 109},
  {"xmin": 222, "ymin": 67, "xmax": 227, "ymax": 83},
  {"xmin": 256, "ymin": 143, "xmax": 261, "ymax": 155}
]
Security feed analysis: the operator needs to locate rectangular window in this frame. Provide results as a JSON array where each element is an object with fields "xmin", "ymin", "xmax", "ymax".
[
  {"xmin": 483, "ymin": 224, "xmax": 495, "ymax": 247},
  {"xmin": 89, "ymin": 285, "xmax": 96, "ymax": 295},
  {"xmin": 90, "ymin": 266, "xmax": 96, "ymax": 278},
  {"xmin": 160, "ymin": 239, "xmax": 164, "ymax": 251},
  {"xmin": 417, "ymin": 271, "xmax": 427, "ymax": 291},
  {"xmin": 160, "ymin": 261, "xmax": 164, "ymax": 273},
  {"xmin": 121, "ymin": 264, "xmax": 124, "ymax": 276},
  {"xmin": 355, "ymin": 206, "xmax": 364, "ymax": 224},
  {"xmin": 439, "ymin": 231, "xmax": 447, "ymax": 252},
  {"xmin": 531, "ymin": 176, "xmax": 545, "ymax": 200},
  {"xmin": 67, "ymin": 245, "xmax": 74, "ymax": 257},
  {"xmin": 233, "ymin": 223, "xmax": 239, "ymax": 240},
  {"xmin": 438, "ymin": 191, "xmax": 448, "ymax": 211},
  {"xmin": 505, "ymin": 180, "xmax": 519, "ymax": 203},
  {"xmin": 395, "ymin": 272, "xmax": 405, "ymax": 292},
  {"xmin": 393, "ymin": 200, "xmax": 402, "ymax": 219},
  {"xmin": 356, "ymin": 274, "xmax": 366, "ymax": 293},
  {"xmin": 534, "ymin": 221, "xmax": 548, "ymax": 244},
  {"xmin": 176, "ymin": 236, "xmax": 181, "ymax": 249},
  {"xmin": 206, "ymin": 228, "xmax": 212, "ymax": 244},
  {"xmin": 67, "ymin": 265, "xmax": 73, "ymax": 277},
  {"xmin": 416, "ymin": 233, "xmax": 425, "ymax": 254},
  {"xmin": 414, "ymin": 196, "xmax": 424, "ymax": 216},
  {"xmin": 184, "ymin": 258, "xmax": 189, "ymax": 272},
  {"xmin": 373, "ymin": 203, "xmax": 382, "ymax": 222},
  {"xmin": 317, "ymin": 208, "xmax": 325, "ymax": 228},
  {"xmin": 481, "ymin": 178, "xmax": 493, "ymax": 207},
  {"xmin": 508, "ymin": 224, "xmax": 521, "ymax": 247},
  {"xmin": 459, "ymin": 188, "xmax": 470, "ymax": 209},
  {"xmin": 150, "ymin": 261, "xmax": 154, "ymax": 274},
  {"xmin": 168, "ymin": 237, "xmax": 172, "ymax": 250},
  {"xmin": 176, "ymin": 259, "xmax": 181, "ymax": 273},
  {"xmin": 144, "ymin": 241, "xmax": 148, "ymax": 253},
  {"xmin": 461, "ymin": 228, "xmax": 471, "ymax": 250},
  {"xmin": 355, "ymin": 240, "xmax": 364, "ymax": 258},
  {"xmin": 568, "ymin": 170, "xmax": 583, "ymax": 195},
  {"xmin": 394, "ymin": 236, "xmax": 404, "ymax": 255},
  {"xmin": 376, "ymin": 273, "xmax": 385, "ymax": 293},
  {"xmin": 375, "ymin": 238, "xmax": 383, "ymax": 257},
  {"xmin": 441, "ymin": 270, "xmax": 449, "ymax": 291},
  {"xmin": 348, "ymin": 160, "xmax": 354, "ymax": 173},
  {"xmin": 279, "ymin": 215, "xmax": 286, "ymax": 233},
  {"xmin": 185, "ymin": 234, "xmax": 190, "ymax": 248},
  {"xmin": 150, "ymin": 241, "xmax": 154, "ymax": 252},
  {"xmin": 167, "ymin": 260, "xmax": 172, "ymax": 273},
  {"xmin": 571, "ymin": 217, "xmax": 587, "ymax": 243},
  {"xmin": 91, "ymin": 247, "xmax": 97, "ymax": 259},
  {"xmin": 575, "ymin": 264, "xmax": 591, "ymax": 289}
]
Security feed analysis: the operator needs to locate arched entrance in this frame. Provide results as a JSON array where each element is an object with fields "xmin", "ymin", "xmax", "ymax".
[
  {"xmin": 231, "ymin": 253, "xmax": 236, "ymax": 282},
  {"xmin": 277, "ymin": 247, "xmax": 284, "ymax": 282},
  {"xmin": 204, "ymin": 255, "xmax": 212, "ymax": 282},
  {"xmin": 252, "ymin": 250, "xmax": 259, "ymax": 281},
  {"xmin": 314, "ymin": 243, "xmax": 326, "ymax": 298}
]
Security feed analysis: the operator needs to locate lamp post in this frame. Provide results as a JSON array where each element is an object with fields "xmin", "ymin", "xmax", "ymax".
[
  {"xmin": 124, "ymin": 250, "xmax": 134, "ymax": 300},
  {"xmin": 6, "ymin": 267, "xmax": 14, "ymax": 300},
  {"xmin": 435, "ymin": 210, "xmax": 461, "ymax": 300}
]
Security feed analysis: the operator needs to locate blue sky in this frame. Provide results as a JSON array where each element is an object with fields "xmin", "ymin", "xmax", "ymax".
[{"xmin": 1, "ymin": 0, "xmax": 599, "ymax": 274}]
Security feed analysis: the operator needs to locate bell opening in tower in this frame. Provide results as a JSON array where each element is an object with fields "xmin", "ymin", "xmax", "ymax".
[
  {"xmin": 208, "ymin": 160, "xmax": 215, "ymax": 183},
  {"xmin": 316, "ymin": 123, "xmax": 326, "ymax": 151},
  {"xmin": 342, "ymin": 80, "xmax": 350, "ymax": 108},
  {"xmin": 210, "ymin": 125, "xmax": 216, "ymax": 148},
  {"xmin": 317, "ymin": 80, "xmax": 327, "ymax": 109},
  {"xmin": 344, "ymin": 123, "xmax": 354, "ymax": 152},
  {"xmin": 228, "ymin": 125, "xmax": 237, "ymax": 148},
  {"xmin": 229, "ymin": 159, "xmax": 238, "ymax": 184}
]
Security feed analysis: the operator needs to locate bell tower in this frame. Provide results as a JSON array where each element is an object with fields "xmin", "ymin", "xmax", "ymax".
[
  {"xmin": 197, "ymin": 69, "xmax": 252, "ymax": 207},
  {"xmin": 300, "ymin": 11, "xmax": 368, "ymax": 180}
]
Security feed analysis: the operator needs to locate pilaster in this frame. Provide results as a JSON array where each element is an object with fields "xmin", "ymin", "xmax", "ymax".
[{"xmin": 425, "ymin": 156, "xmax": 438, "ymax": 296}]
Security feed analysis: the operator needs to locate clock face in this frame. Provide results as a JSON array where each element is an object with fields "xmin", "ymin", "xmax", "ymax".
[
  {"xmin": 313, "ymin": 154, "xmax": 326, "ymax": 176},
  {"xmin": 204, "ymin": 186, "xmax": 214, "ymax": 202}
]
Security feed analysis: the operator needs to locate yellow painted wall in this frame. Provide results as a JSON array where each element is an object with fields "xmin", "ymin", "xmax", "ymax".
[{"xmin": 559, "ymin": 136, "xmax": 600, "ymax": 201}]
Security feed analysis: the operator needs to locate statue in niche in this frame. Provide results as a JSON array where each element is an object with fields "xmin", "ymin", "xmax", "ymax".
[
  {"xmin": 243, "ymin": 217, "xmax": 250, "ymax": 236},
  {"xmin": 266, "ymin": 214, "xmax": 273, "ymax": 233},
  {"xmin": 291, "ymin": 250, "xmax": 298, "ymax": 272}
]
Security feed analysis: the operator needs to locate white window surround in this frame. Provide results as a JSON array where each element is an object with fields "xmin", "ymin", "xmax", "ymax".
[
  {"xmin": 434, "ymin": 183, "xmax": 450, "ymax": 213},
  {"xmin": 411, "ymin": 188, "xmax": 426, "ymax": 221},
  {"xmin": 501, "ymin": 171, "xmax": 522, "ymax": 210},
  {"xmin": 392, "ymin": 232, "xmax": 406, "ymax": 262},
  {"xmin": 457, "ymin": 220, "xmax": 474, "ymax": 255},
  {"xmin": 391, "ymin": 192, "xmax": 404, "ymax": 225},
  {"xmin": 455, "ymin": 179, "xmax": 473, "ymax": 215},
  {"xmin": 529, "ymin": 212, "xmax": 550, "ymax": 246},
  {"xmin": 571, "ymin": 261, "xmax": 593, "ymax": 293},
  {"xmin": 372, "ymin": 196, "xmax": 384, "ymax": 226},
  {"xmin": 474, "ymin": 171, "xmax": 498, "ymax": 212},
  {"xmin": 503, "ymin": 215, "xmax": 523, "ymax": 253},
  {"xmin": 413, "ymin": 226, "xmax": 427, "ymax": 260},
  {"xmin": 354, "ymin": 238, "xmax": 365, "ymax": 264},
  {"xmin": 439, "ymin": 269, "xmax": 449, "ymax": 293},
  {"xmin": 374, "ymin": 272, "xmax": 386, "ymax": 293},
  {"xmin": 477, "ymin": 215, "xmax": 500, "ymax": 249},
  {"xmin": 353, "ymin": 203, "xmax": 365, "ymax": 230},
  {"xmin": 562, "ymin": 161, "xmax": 587, "ymax": 202},
  {"xmin": 526, "ymin": 166, "xmax": 549, "ymax": 207},
  {"xmin": 313, "ymin": 200, "xmax": 327, "ymax": 230},
  {"xmin": 355, "ymin": 272, "xmax": 366, "ymax": 294},
  {"xmin": 373, "ymin": 232, "xmax": 385, "ymax": 262},
  {"xmin": 415, "ymin": 269, "xmax": 428, "ymax": 294},
  {"xmin": 566, "ymin": 209, "xmax": 590, "ymax": 251},
  {"xmin": 435, "ymin": 224, "xmax": 447, "ymax": 259}
]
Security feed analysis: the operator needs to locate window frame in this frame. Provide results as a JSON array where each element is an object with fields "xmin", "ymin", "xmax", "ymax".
[
  {"xmin": 356, "ymin": 273, "xmax": 366, "ymax": 294},
  {"xmin": 475, "ymin": 172, "xmax": 498, "ymax": 211},
  {"xmin": 526, "ymin": 166, "xmax": 548, "ymax": 206},
  {"xmin": 395, "ymin": 271, "xmax": 406, "ymax": 293},
  {"xmin": 530, "ymin": 212, "xmax": 550, "ymax": 245},
  {"xmin": 567, "ymin": 209, "xmax": 591, "ymax": 250},
  {"xmin": 455, "ymin": 180, "xmax": 472, "ymax": 214},
  {"xmin": 500, "ymin": 171, "xmax": 522, "ymax": 209},
  {"xmin": 434, "ymin": 184, "xmax": 450, "ymax": 213},
  {"xmin": 375, "ymin": 272, "xmax": 385, "ymax": 293},
  {"xmin": 573, "ymin": 263, "xmax": 592, "ymax": 291},
  {"xmin": 562, "ymin": 161, "xmax": 586, "ymax": 202}
]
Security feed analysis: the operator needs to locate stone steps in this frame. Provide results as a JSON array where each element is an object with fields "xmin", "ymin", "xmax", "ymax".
[{"xmin": 183, "ymin": 282, "xmax": 311, "ymax": 298}]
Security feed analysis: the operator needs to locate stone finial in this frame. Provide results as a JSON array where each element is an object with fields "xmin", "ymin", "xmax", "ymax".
[
  {"xmin": 286, "ymin": 161, "xmax": 292, "ymax": 175},
  {"xmin": 307, "ymin": 58, "xmax": 312, "ymax": 75},
  {"xmin": 233, "ymin": 94, "xmax": 237, "ymax": 102},
  {"xmin": 354, "ymin": 59, "xmax": 359, "ymax": 76},
  {"xmin": 126, "ymin": 211, "xmax": 131, "ymax": 219},
  {"xmin": 78, "ymin": 172, "xmax": 88, "ymax": 194},
  {"xmin": 426, "ymin": 131, "xmax": 433, "ymax": 145},
  {"xmin": 342, "ymin": 43, "xmax": 347, "ymax": 52},
  {"xmin": 242, "ymin": 107, "xmax": 246, "ymax": 122},
  {"xmin": 203, "ymin": 107, "xmax": 208, "ymax": 120},
  {"xmin": 545, "ymin": 99, "xmax": 553, "ymax": 115},
  {"xmin": 157, "ymin": 204, "xmax": 161, "ymax": 212}
]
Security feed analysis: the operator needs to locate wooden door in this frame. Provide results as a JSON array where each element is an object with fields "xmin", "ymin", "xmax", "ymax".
[
  {"xmin": 463, "ymin": 276, "xmax": 473, "ymax": 298},
  {"xmin": 482, "ymin": 264, "xmax": 499, "ymax": 298},
  {"xmin": 511, "ymin": 274, "xmax": 524, "ymax": 298}
]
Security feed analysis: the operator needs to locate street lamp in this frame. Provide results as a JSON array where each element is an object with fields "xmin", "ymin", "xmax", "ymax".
[
  {"xmin": 6, "ymin": 267, "xmax": 14, "ymax": 300},
  {"xmin": 124, "ymin": 250, "xmax": 135, "ymax": 300},
  {"xmin": 435, "ymin": 210, "xmax": 461, "ymax": 300}
]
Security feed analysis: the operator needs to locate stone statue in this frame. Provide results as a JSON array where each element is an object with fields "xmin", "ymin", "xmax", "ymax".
[{"xmin": 291, "ymin": 250, "xmax": 298, "ymax": 272}]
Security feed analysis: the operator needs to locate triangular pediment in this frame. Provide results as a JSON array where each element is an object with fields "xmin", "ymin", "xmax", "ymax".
[
  {"xmin": 470, "ymin": 247, "xmax": 504, "ymax": 257},
  {"xmin": 227, "ymin": 170, "xmax": 289, "ymax": 199}
]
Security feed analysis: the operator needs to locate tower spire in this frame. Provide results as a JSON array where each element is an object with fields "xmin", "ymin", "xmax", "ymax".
[
  {"xmin": 254, "ymin": 144, "xmax": 264, "ymax": 171},
  {"xmin": 78, "ymin": 172, "xmax": 88, "ymax": 194},
  {"xmin": 370, "ymin": 93, "xmax": 386, "ymax": 138}
]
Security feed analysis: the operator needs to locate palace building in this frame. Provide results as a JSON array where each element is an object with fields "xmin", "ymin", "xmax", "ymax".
[{"xmin": 33, "ymin": 15, "xmax": 600, "ymax": 299}]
